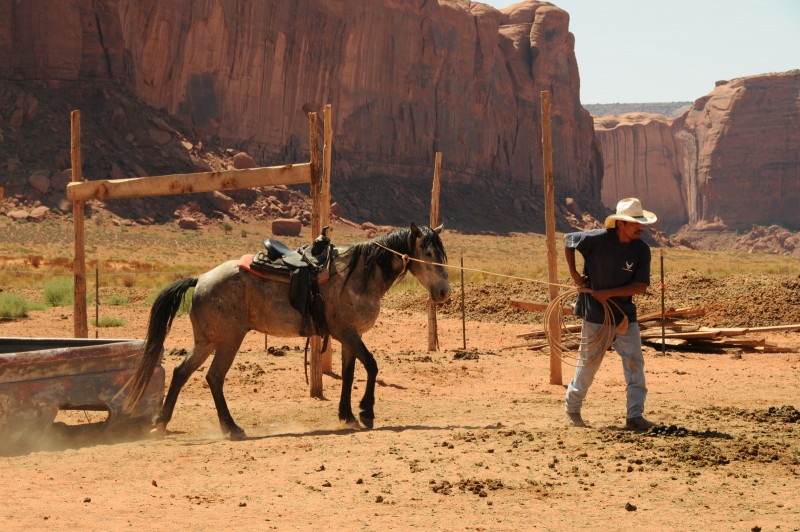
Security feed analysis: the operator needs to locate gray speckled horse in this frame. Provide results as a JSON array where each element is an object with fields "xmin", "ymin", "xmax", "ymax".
[{"xmin": 123, "ymin": 224, "xmax": 450, "ymax": 439}]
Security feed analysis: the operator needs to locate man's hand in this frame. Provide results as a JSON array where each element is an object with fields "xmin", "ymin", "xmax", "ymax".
[
  {"xmin": 570, "ymin": 272, "xmax": 589, "ymax": 287},
  {"xmin": 590, "ymin": 288, "xmax": 610, "ymax": 304}
]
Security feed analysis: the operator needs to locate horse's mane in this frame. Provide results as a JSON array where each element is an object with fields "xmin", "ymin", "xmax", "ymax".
[{"xmin": 342, "ymin": 226, "xmax": 446, "ymax": 289}]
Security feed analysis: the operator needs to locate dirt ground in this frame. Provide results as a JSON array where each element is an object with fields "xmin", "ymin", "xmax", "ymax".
[{"xmin": 1, "ymin": 277, "xmax": 799, "ymax": 530}]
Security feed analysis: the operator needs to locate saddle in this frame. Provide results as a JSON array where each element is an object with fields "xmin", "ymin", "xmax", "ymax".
[{"xmin": 239, "ymin": 228, "xmax": 337, "ymax": 337}]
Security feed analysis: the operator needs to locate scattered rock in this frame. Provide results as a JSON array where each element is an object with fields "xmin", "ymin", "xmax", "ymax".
[
  {"xmin": 272, "ymin": 218, "xmax": 302, "ymax": 237},
  {"xmin": 29, "ymin": 206, "xmax": 49, "ymax": 221},
  {"xmin": 209, "ymin": 191, "xmax": 235, "ymax": 212},
  {"xmin": 149, "ymin": 127, "xmax": 172, "ymax": 145},
  {"xmin": 193, "ymin": 157, "xmax": 213, "ymax": 172},
  {"xmin": 232, "ymin": 152, "xmax": 257, "ymax": 169},
  {"xmin": 151, "ymin": 116, "xmax": 175, "ymax": 133},
  {"xmin": 177, "ymin": 217, "xmax": 199, "ymax": 230},
  {"xmin": 7, "ymin": 209, "xmax": 29, "ymax": 221},
  {"xmin": 28, "ymin": 170, "xmax": 50, "ymax": 194}
]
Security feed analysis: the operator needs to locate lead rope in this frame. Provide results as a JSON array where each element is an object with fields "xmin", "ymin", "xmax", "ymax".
[{"xmin": 372, "ymin": 241, "xmax": 620, "ymax": 367}]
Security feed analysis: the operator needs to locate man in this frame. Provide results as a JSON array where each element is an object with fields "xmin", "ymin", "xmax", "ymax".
[{"xmin": 563, "ymin": 198, "xmax": 657, "ymax": 431}]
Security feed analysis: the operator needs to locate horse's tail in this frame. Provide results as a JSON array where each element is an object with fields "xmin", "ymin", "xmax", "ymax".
[{"xmin": 122, "ymin": 277, "xmax": 198, "ymax": 413}]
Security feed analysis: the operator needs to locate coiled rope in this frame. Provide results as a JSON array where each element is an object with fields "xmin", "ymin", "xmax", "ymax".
[{"xmin": 543, "ymin": 289, "xmax": 626, "ymax": 367}]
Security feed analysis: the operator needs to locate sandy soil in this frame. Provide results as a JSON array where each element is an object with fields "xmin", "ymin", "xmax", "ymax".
[{"xmin": 1, "ymin": 288, "xmax": 799, "ymax": 530}]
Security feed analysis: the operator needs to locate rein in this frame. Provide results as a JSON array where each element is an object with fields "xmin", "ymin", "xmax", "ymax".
[{"xmin": 372, "ymin": 240, "xmax": 571, "ymax": 288}]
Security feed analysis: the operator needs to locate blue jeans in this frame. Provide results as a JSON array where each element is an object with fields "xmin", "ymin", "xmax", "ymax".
[{"xmin": 564, "ymin": 321, "xmax": 647, "ymax": 419}]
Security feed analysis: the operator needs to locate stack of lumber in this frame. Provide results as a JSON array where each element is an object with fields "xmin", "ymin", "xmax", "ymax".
[{"xmin": 509, "ymin": 300, "xmax": 800, "ymax": 353}]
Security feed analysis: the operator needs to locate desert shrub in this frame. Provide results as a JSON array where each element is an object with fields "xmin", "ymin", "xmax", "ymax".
[
  {"xmin": 94, "ymin": 316, "xmax": 125, "ymax": 327},
  {"xmin": 106, "ymin": 294, "xmax": 129, "ymax": 306},
  {"xmin": 0, "ymin": 293, "xmax": 34, "ymax": 318},
  {"xmin": 43, "ymin": 277, "xmax": 73, "ymax": 306}
]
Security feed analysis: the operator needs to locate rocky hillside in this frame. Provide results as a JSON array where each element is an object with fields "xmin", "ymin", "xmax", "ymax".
[{"xmin": 0, "ymin": 0, "xmax": 604, "ymax": 234}]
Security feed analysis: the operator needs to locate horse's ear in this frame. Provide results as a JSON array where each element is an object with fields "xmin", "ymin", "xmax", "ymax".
[
  {"xmin": 410, "ymin": 223, "xmax": 423, "ymax": 238},
  {"xmin": 433, "ymin": 224, "xmax": 444, "ymax": 234}
]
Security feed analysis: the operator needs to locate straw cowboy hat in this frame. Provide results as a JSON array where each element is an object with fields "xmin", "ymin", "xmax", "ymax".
[{"xmin": 603, "ymin": 198, "xmax": 658, "ymax": 228}]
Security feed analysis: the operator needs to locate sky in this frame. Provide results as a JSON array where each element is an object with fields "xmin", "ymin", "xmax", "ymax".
[{"xmin": 482, "ymin": 0, "xmax": 800, "ymax": 103}]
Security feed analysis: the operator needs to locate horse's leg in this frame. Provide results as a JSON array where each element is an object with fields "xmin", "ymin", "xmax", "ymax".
[
  {"xmin": 338, "ymin": 343, "xmax": 358, "ymax": 426},
  {"xmin": 206, "ymin": 338, "xmax": 247, "ymax": 440},
  {"xmin": 340, "ymin": 331, "xmax": 379, "ymax": 429},
  {"xmin": 152, "ymin": 337, "xmax": 215, "ymax": 437}
]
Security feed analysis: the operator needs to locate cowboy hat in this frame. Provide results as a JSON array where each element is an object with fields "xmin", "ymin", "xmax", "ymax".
[{"xmin": 603, "ymin": 198, "xmax": 657, "ymax": 228}]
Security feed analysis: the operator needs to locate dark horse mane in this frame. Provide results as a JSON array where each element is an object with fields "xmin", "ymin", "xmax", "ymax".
[{"xmin": 343, "ymin": 226, "xmax": 446, "ymax": 289}]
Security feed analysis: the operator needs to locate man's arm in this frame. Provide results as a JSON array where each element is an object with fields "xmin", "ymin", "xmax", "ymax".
[
  {"xmin": 590, "ymin": 282, "xmax": 649, "ymax": 303},
  {"xmin": 565, "ymin": 246, "xmax": 587, "ymax": 287}
]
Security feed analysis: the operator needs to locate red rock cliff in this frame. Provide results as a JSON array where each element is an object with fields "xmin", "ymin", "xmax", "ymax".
[
  {"xmin": 1, "ymin": 0, "xmax": 601, "ymax": 230},
  {"xmin": 594, "ymin": 113, "xmax": 686, "ymax": 229},
  {"xmin": 596, "ymin": 71, "xmax": 800, "ymax": 232}
]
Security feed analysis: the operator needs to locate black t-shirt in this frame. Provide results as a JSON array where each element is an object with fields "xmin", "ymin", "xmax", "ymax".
[{"xmin": 565, "ymin": 228, "xmax": 651, "ymax": 324}]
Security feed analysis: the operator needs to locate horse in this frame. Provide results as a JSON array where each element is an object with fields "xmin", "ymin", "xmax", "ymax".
[{"xmin": 123, "ymin": 223, "xmax": 450, "ymax": 439}]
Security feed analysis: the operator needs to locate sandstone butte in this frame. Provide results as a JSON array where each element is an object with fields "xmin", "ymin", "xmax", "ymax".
[
  {"xmin": 0, "ymin": 0, "xmax": 600, "ymax": 231},
  {"xmin": 595, "ymin": 71, "xmax": 800, "ymax": 232},
  {"xmin": 1, "ymin": 1, "xmax": 796, "ymax": 233}
]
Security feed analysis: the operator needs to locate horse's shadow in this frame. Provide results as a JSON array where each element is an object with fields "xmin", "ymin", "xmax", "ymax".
[
  {"xmin": 324, "ymin": 372, "xmax": 407, "ymax": 391},
  {"xmin": 168, "ymin": 422, "xmax": 497, "ymax": 446}
]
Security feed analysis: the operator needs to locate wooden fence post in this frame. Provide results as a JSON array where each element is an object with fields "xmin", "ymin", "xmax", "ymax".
[
  {"xmin": 427, "ymin": 151, "xmax": 442, "ymax": 351},
  {"xmin": 540, "ymin": 91, "xmax": 562, "ymax": 385},
  {"xmin": 308, "ymin": 111, "xmax": 324, "ymax": 398},
  {"xmin": 321, "ymin": 104, "xmax": 334, "ymax": 372},
  {"xmin": 71, "ymin": 110, "xmax": 88, "ymax": 338}
]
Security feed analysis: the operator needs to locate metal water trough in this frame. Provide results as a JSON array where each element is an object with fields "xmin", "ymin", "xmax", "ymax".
[{"xmin": 0, "ymin": 338, "xmax": 164, "ymax": 445}]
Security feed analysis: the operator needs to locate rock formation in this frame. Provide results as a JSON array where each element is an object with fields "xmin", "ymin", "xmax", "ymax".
[
  {"xmin": 595, "ymin": 71, "xmax": 800, "ymax": 232},
  {"xmin": 0, "ymin": 0, "xmax": 601, "ymax": 232},
  {"xmin": 594, "ymin": 113, "xmax": 686, "ymax": 229}
]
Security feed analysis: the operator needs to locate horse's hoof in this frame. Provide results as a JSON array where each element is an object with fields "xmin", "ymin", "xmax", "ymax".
[
  {"xmin": 359, "ymin": 414, "xmax": 374, "ymax": 429},
  {"xmin": 228, "ymin": 429, "xmax": 247, "ymax": 441},
  {"xmin": 150, "ymin": 424, "xmax": 167, "ymax": 439},
  {"xmin": 340, "ymin": 418, "xmax": 361, "ymax": 430}
]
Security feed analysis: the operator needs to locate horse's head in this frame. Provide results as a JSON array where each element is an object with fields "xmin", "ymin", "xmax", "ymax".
[{"xmin": 407, "ymin": 223, "xmax": 451, "ymax": 303}]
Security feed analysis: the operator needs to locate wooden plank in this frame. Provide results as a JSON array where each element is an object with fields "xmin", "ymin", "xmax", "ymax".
[
  {"xmin": 744, "ymin": 324, "xmax": 800, "ymax": 333},
  {"xmin": 755, "ymin": 345, "xmax": 799, "ymax": 353},
  {"xmin": 706, "ymin": 338, "xmax": 766, "ymax": 347},
  {"xmin": 67, "ymin": 163, "xmax": 312, "ymax": 201},
  {"xmin": 643, "ymin": 337, "xmax": 688, "ymax": 347},
  {"xmin": 509, "ymin": 299, "xmax": 574, "ymax": 315},
  {"xmin": 518, "ymin": 323, "xmax": 582, "ymax": 339},
  {"xmin": 638, "ymin": 307, "xmax": 705, "ymax": 323},
  {"xmin": 641, "ymin": 330, "xmax": 720, "ymax": 340}
]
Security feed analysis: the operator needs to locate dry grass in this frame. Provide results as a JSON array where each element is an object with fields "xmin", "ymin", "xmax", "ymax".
[{"xmin": 1, "ymin": 216, "xmax": 797, "ymax": 300}]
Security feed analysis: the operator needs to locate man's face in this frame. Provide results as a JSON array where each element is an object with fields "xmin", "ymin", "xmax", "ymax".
[{"xmin": 618, "ymin": 221, "xmax": 644, "ymax": 242}]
